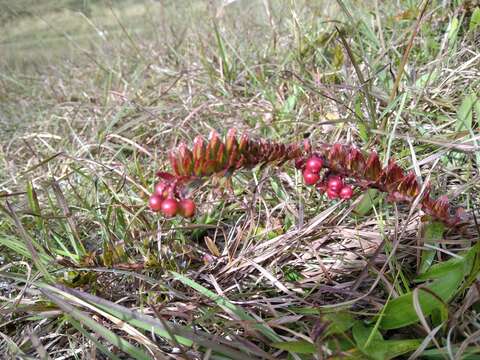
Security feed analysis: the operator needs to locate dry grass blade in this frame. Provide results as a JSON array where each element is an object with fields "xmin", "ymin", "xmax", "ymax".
[
  {"xmin": 388, "ymin": 0, "xmax": 431, "ymax": 103},
  {"xmin": 53, "ymin": 284, "xmax": 266, "ymax": 359},
  {"xmin": 39, "ymin": 289, "xmax": 153, "ymax": 360},
  {"xmin": 1, "ymin": 1, "xmax": 479, "ymax": 358}
]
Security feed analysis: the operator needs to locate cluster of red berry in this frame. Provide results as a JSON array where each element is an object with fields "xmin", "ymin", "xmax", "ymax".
[
  {"xmin": 148, "ymin": 180, "xmax": 196, "ymax": 218},
  {"xmin": 301, "ymin": 155, "xmax": 354, "ymax": 200}
]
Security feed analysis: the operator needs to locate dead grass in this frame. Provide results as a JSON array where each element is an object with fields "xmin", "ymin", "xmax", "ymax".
[{"xmin": 1, "ymin": 0, "xmax": 480, "ymax": 359}]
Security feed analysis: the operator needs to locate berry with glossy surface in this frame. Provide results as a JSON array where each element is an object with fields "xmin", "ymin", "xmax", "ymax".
[
  {"xmin": 160, "ymin": 198, "xmax": 178, "ymax": 217},
  {"xmin": 179, "ymin": 199, "xmax": 196, "ymax": 218},
  {"xmin": 148, "ymin": 195, "xmax": 163, "ymax": 212},
  {"xmin": 305, "ymin": 156, "xmax": 323, "ymax": 173},
  {"xmin": 339, "ymin": 185, "xmax": 353, "ymax": 200},
  {"xmin": 154, "ymin": 182, "xmax": 167, "ymax": 196},
  {"xmin": 327, "ymin": 175, "xmax": 344, "ymax": 192},
  {"xmin": 303, "ymin": 170, "xmax": 320, "ymax": 185},
  {"xmin": 326, "ymin": 188, "xmax": 339, "ymax": 200}
]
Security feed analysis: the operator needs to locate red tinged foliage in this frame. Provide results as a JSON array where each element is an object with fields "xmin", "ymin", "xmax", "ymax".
[
  {"xmin": 148, "ymin": 128, "xmax": 467, "ymax": 226},
  {"xmin": 363, "ymin": 151, "xmax": 382, "ymax": 182}
]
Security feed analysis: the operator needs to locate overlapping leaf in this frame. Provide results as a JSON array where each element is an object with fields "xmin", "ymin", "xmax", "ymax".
[{"xmin": 161, "ymin": 129, "xmax": 467, "ymax": 227}]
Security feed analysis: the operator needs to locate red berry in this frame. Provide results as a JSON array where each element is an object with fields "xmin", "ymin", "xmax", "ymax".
[
  {"xmin": 160, "ymin": 198, "xmax": 178, "ymax": 217},
  {"xmin": 326, "ymin": 188, "xmax": 339, "ymax": 200},
  {"xmin": 339, "ymin": 185, "xmax": 353, "ymax": 200},
  {"xmin": 305, "ymin": 156, "xmax": 323, "ymax": 173},
  {"xmin": 327, "ymin": 176, "xmax": 343, "ymax": 192},
  {"xmin": 148, "ymin": 195, "xmax": 163, "ymax": 212},
  {"xmin": 303, "ymin": 170, "xmax": 320, "ymax": 185},
  {"xmin": 179, "ymin": 199, "xmax": 196, "ymax": 218},
  {"xmin": 154, "ymin": 182, "xmax": 166, "ymax": 196}
]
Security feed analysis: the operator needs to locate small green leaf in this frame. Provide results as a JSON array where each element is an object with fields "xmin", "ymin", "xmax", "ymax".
[
  {"xmin": 354, "ymin": 189, "xmax": 382, "ymax": 216},
  {"xmin": 419, "ymin": 221, "xmax": 445, "ymax": 274},
  {"xmin": 332, "ymin": 44, "xmax": 344, "ymax": 69},
  {"xmin": 447, "ymin": 17, "xmax": 459, "ymax": 41},
  {"xmin": 456, "ymin": 94, "xmax": 476, "ymax": 132},
  {"xmin": 271, "ymin": 340, "xmax": 316, "ymax": 354},
  {"xmin": 469, "ymin": 8, "xmax": 480, "ymax": 31},
  {"xmin": 282, "ymin": 86, "xmax": 299, "ymax": 115},
  {"xmin": 358, "ymin": 122, "xmax": 369, "ymax": 142},
  {"xmin": 324, "ymin": 312, "xmax": 355, "ymax": 337}
]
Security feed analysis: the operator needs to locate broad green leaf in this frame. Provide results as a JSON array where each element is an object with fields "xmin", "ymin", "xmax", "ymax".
[
  {"xmin": 380, "ymin": 267, "xmax": 462, "ymax": 329},
  {"xmin": 380, "ymin": 247, "xmax": 474, "ymax": 330},
  {"xmin": 456, "ymin": 94, "xmax": 476, "ymax": 131},
  {"xmin": 419, "ymin": 221, "xmax": 445, "ymax": 274},
  {"xmin": 475, "ymin": 94, "xmax": 480, "ymax": 118},
  {"xmin": 364, "ymin": 339, "xmax": 422, "ymax": 360},
  {"xmin": 416, "ymin": 255, "xmax": 467, "ymax": 282},
  {"xmin": 324, "ymin": 312, "xmax": 356, "ymax": 337},
  {"xmin": 271, "ymin": 340, "xmax": 315, "ymax": 354},
  {"xmin": 462, "ymin": 241, "xmax": 480, "ymax": 287},
  {"xmin": 326, "ymin": 337, "xmax": 357, "ymax": 355},
  {"xmin": 469, "ymin": 8, "xmax": 480, "ymax": 31},
  {"xmin": 352, "ymin": 322, "xmax": 383, "ymax": 348},
  {"xmin": 353, "ymin": 321, "xmax": 420, "ymax": 360}
]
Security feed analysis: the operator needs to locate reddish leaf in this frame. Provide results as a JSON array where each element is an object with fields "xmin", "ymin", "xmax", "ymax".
[
  {"xmin": 178, "ymin": 143, "xmax": 193, "ymax": 175},
  {"xmin": 382, "ymin": 160, "xmax": 405, "ymax": 192},
  {"xmin": 193, "ymin": 159, "xmax": 204, "ymax": 177},
  {"xmin": 169, "ymin": 150, "xmax": 181, "ymax": 176},
  {"xmin": 156, "ymin": 171, "xmax": 176, "ymax": 182},
  {"xmin": 207, "ymin": 130, "xmax": 221, "ymax": 161},
  {"xmin": 215, "ymin": 143, "xmax": 227, "ymax": 171},
  {"xmin": 202, "ymin": 160, "xmax": 217, "ymax": 175},
  {"xmin": 347, "ymin": 148, "xmax": 365, "ymax": 175},
  {"xmin": 193, "ymin": 135, "xmax": 206, "ymax": 163},
  {"xmin": 238, "ymin": 133, "xmax": 249, "ymax": 154},
  {"xmin": 397, "ymin": 171, "xmax": 419, "ymax": 198},
  {"xmin": 225, "ymin": 128, "xmax": 238, "ymax": 158},
  {"xmin": 364, "ymin": 152, "xmax": 382, "ymax": 181}
]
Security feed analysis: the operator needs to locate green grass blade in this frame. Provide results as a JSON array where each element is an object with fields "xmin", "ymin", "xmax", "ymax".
[
  {"xmin": 40, "ymin": 289, "xmax": 152, "ymax": 360},
  {"xmin": 171, "ymin": 271, "xmax": 281, "ymax": 342}
]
